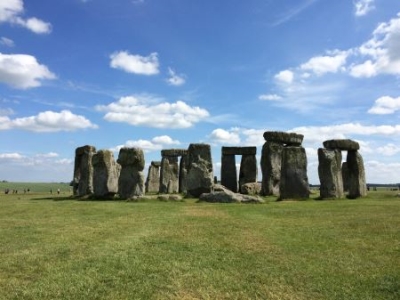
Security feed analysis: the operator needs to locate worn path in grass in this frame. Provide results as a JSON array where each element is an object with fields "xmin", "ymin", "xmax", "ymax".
[{"xmin": 0, "ymin": 191, "xmax": 399, "ymax": 299}]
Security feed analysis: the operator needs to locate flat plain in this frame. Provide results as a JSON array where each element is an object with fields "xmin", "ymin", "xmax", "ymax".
[{"xmin": 0, "ymin": 184, "xmax": 399, "ymax": 299}]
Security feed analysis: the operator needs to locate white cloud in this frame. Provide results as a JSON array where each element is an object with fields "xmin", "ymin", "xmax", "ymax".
[
  {"xmin": 0, "ymin": 0, "xmax": 51, "ymax": 34},
  {"xmin": 376, "ymin": 143, "xmax": 400, "ymax": 156},
  {"xmin": 0, "ymin": 37, "xmax": 14, "ymax": 47},
  {"xmin": 0, "ymin": 53, "xmax": 56, "ymax": 89},
  {"xmin": 274, "ymin": 70, "xmax": 294, "ymax": 84},
  {"xmin": 166, "ymin": 68, "xmax": 185, "ymax": 86},
  {"xmin": 209, "ymin": 128, "xmax": 241, "ymax": 145},
  {"xmin": 368, "ymin": 96, "xmax": 400, "ymax": 114},
  {"xmin": 365, "ymin": 161, "xmax": 400, "ymax": 183},
  {"xmin": 111, "ymin": 135, "xmax": 180, "ymax": 153},
  {"xmin": 354, "ymin": 0, "xmax": 375, "ymax": 17},
  {"xmin": 0, "ymin": 110, "xmax": 98, "ymax": 132},
  {"xmin": 110, "ymin": 51, "xmax": 159, "ymax": 75},
  {"xmin": 300, "ymin": 50, "xmax": 348, "ymax": 75},
  {"xmin": 0, "ymin": 152, "xmax": 24, "ymax": 160},
  {"xmin": 258, "ymin": 94, "xmax": 282, "ymax": 101},
  {"xmin": 96, "ymin": 95, "xmax": 209, "ymax": 128}
]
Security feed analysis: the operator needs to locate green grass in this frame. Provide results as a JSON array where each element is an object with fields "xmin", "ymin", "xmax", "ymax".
[{"xmin": 0, "ymin": 188, "xmax": 399, "ymax": 299}]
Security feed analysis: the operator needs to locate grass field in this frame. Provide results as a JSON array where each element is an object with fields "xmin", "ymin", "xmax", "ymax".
[{"xmin": 0, "ymin": 185, "xmax": 399, "ymax": 299}]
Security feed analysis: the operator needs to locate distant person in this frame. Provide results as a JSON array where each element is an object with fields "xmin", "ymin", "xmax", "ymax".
[
  {"xmin": 57, "ymin": 188, "xmax": 60, "ymax": 195},
  {"xmin": 50, "ymin": 189, "xmax": 52, "ymax": 194}
]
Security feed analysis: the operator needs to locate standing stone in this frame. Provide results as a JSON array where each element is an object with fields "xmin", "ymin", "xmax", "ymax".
[
  {"xmin": 239, "ymin": 154, "xmax": 257, "ymax": 193},
  {"xmin": 145, "ymin": 161, "xmax": 161, "ymax": 193},
  {"xmin": 186, "ymin": 143, "xmax": 214, "ymax": 197},
  {"xmin": 179, "ymin": 154, "xmax": 188, "ymax": 193},
  {"xmin": 92, "ymin": 150, "xmax": 119, "ymax": 199},
  {"xmin": 342, "ymin": 162, "xmax": 349, "ymax": 192},
  {"xmin": 318, "ymin": 148, "xmax": 344, "ymax": 199},
  {"xmin": 279, "ymin": 146, "xmax": 309, "ymax": 200},
  {"xmin": 159, "ymin": 156, "xmax": 179, "ymax": 193},
  {"xmin": 347, "ymin": 151, "xmax": 367, "ymax": 198},
  {"xmin": 117, "ymin": 147, "xmax": 145, "ymax": 199},
  {"xmin": 72, "ymin": 145, "xmax": 96, "ymax": 196},
  {"xmin": 260, "ymin": 141, "xmax": 282, "ymax": 196},
  {"xmin": 221, "ymin": 154, "xmax": 237, "ymax": 192}
]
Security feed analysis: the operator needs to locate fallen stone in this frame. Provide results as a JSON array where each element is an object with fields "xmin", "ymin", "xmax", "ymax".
[
  {"xmin": 241, "ymin": 182, "xmax": 261, "ymax": 195},
  {"xmin": 199, "ymin": 184, "xmax": 264, "ymax": 203}
]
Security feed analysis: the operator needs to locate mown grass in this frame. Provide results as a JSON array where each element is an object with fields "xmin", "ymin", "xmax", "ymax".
[{"xmin": 0, "ymin": 188, "xmax": 399, "ymax": 299}]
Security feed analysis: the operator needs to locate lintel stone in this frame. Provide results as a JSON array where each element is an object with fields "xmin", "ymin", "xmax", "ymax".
[
  {"xmin": 222, "ymin": 146, "xmax": 257, "ymax": 156},
  {"xmin": 161, "ymin": 149, "xmax": 188, "ymax": 157},
  {"xmin": 323, "ymin": 139, "xmax": 360, "ymax": 151},
  {"xmin": 263, "ymin": 131, "xmax": 304, "ymax": 146}
]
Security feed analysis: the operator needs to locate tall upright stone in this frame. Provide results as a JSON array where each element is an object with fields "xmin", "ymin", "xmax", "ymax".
[
  {"xmin": 179, "ymin": 154, "xmax": 188, "ymax": 193},
  {"xmin": 239, "ymin": 154, "xmax": 257, "ymax": 193},
  {"xmin": 279, "ymin": 146, "xmax": 309, "ymax": 200},
  {"xmin": 160, "ymin": 155, "xmax": 179, "ymax": 193},
  {"xmin": 186, "ymin": 143, "xmax": 214, "ymax": 197},
  {"xmin": 145, "ymin": 161, "xmax": 161, "ymax": 193},
  {"xmin": 72, "ymin": 145, "xmax": 96, "ymax": 196},
  {"xmin": 260, "ymin": 141, "xmax": 282, "ymax": 196},
  {"xmin": 318, "ymin": 148, "xmax": 344, "ymax": 199},
  {"xmin": 221, "ymin": 154, "xmax": 237, "ymax": 192},
  {"xmin": 117, "ymin": 147, "xmax": 145, "ymax": 199},
  {"xmin": 342, "ymin": 162, "xmax": 349, "ymax": 192},
  {"xmin": 92, "ymin": 150, "xmax": 119, "ymax": 199},
  {"xmin": 347, "ymin": 150, "xmax": 367, "ymax": 198}
]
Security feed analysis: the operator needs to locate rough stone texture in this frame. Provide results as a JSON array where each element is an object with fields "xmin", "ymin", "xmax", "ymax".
[
  {"xmin": 342, "ymin": 162, "xmax": 349, "ymax": 192},
  {"xmin": 92, "ymin": 150, "xmax": 119, "ymax": 199},
  {"xmin": 260, "ymin": 141, "xmax": 283, "ymax": 196},
  {"xmin": 279, "ymin": 146, "xmax": 309, "ymax": 200},
  {"xmin": 347, "ymin": 150, "xmax": 367, "ymax": 198},
  {"xmin": 318, "ymin": 148, "xmax": 344, "ymax": 199},
  {"xmin": 239, "ymin": 154, "xmax": 257, "ymax": 193},
  {"xmin": 161, "ymin": 149, "xmax": 188, "ymax": 157},
  {"xmin": 323, "ymin": 139, "xmax": 360, "ymax": 151},
  {"xmin": 72, "ymin": 145, "xmax": 96, "ymax": 196},
  {"xmin": 145, "ymin": 161, "xmax": 161, "ymax": 193},
  {"xmin": 179, "ymin": 154, "xmax": 188, "ymax": 193},
  {"xmin": 199, "ymin": 184, "xmax": 264, "ymax": 203},
  {"xmin": 221, "ymin": 154, "xmax": 237, "ymax": 192},
  {"xmin": 159, "ymin": 156, "xmax": 179, "ymax": 194},
  {"xmin": 241, "ymin": 182, "xmax": 261, "ymax": 195},
  {"xmin": 263, "ymin": 131, "xmax": 304, "ymax": 146},
  {"xmin": 117, "ymin": 147, "xmax": 145, "ymax": 199},
  {"xmin": 186, "ymin": 143, "xmax": 214, "ymax": 197},
  {"xmin": 222, "ymin": 146, "xmax": 257, "ymax": 156}
]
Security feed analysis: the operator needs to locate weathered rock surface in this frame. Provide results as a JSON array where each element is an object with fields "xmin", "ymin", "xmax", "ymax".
[
  {"xmin": 260, "ymin": 141, "xmax": 282, "ymax": 196},
  {"xmin": 186, "ymin": 143, "xmax": 214, "ymax": 197},
  {"xmin": 199, "ymin": 184, "xmax": 264, "ymax": 203},
  {"xmin": 318, "ymin": 148, "xmax": 344, "ymax": 199},
  {"xmin": 222, "ymin": 146, "xmax": 257, "ymax": 156},
  {"xmin": 279, "ymin": 146, "xmax": 309, "ymax": 200},
  {"xmin": 347, "ymin": 150, "xmax": 367, "ymax": 198},
  {"xmin": 263, "ymin": 131, "xmax": 304, "ymax": 146},
  {"xmin": 72, "ymin": 145, "xmax": 96, "ymax": 196},
  {"xmin": 145, "ymin": 161, "xmax": 161, "ymax": 193},
  {"xmin": 342, "ymin": 162, "xmax": 349, "ymax": 192},
  {"xmin": 159, "ymin": 156, "xmax": 179, "ymax": 193},
  {"xmin": 241, "ymin": 182, "xmax": 261, "ymax": 195},
  {"xmin": 92, "ymin": 150, "xmax": 119, "ymax": 199},
  {"xmin": 239, "ymin": 154, "xmax": 257, "ymax": 193},
  {"xmin": 221, "ymin": 154, "xmax": 238, "ymax": 192},
  {"xmin": 117, "ymin": 147, "xmax": 145, "ymax": 199},
  {"xmin": 323, "ymin": 139, "xmax": 360, "ymax": 151},
  {"xmin": 161, "ymin": 149, "xmax": 188, "ymax": 157},
  {"xmin": 179, "ymin": 154, "xmax": 188, "ymax": 193}
]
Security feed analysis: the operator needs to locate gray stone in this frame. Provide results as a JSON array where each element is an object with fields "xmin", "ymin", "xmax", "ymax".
[
  {"xmin": 323, "ymin": 139, "xmax": 360, "ymax": 151},
  {"xmin": 159, "ymin": 156, "xmax": 179, "ymax": 193},
  {"xmin": 260, "ymin": 141, "xmax": 283, "ymax": 196},
  {"xmin": 179, "ymin": 154, "xmax": 188, "ymax": 193},
  {"xmin": 145, "ymin": 161, "xmax": 161, "ymax": 193},
  {"xmin": 241, "ymin": 182, "xmax": 261, "ymax": 195},
  {"xmin": 199, "ymin": 184, "xmax": 264, "ymax": 203},
  {"xmin": 279, "ymin": 146, "xmax": 309, "ymax": 200},
  {"xmin": 186, "ymin": 143, "xmax": 214, "ymax": 197},
  {"xmin": 222, "ymin": 146, "xmax": 257, "ymax": 156},
  {"xmin": 239, "ymin": 154, "xmax": 257, "ymax": 193},
  {"xmin": 342, "ymin": 162, "xmax": 349, "ymax": 192},
  {"xmin": 161, "ymin": 149, "xmax": 188, "ymax": 157},
  {"xmin": 221, "ymin": 154, "xmax": 237, "ymax": 192},
  {"xmin": 117, "ymin": 147, "xmax": 145, "ymax": 199},
  {"xmin": 72, "ymin": 145, "xmax": 96, "ymax": 196},
  {"xmin": 318, "ymin": 148, "xmax": 344, "ymax": 199},
  {"xmin": 92, "ymin": 150, "xmax": 119, "ymax": 199},
  {"xmin": 263, "ymin": 131, "xmax": 304, "ymax": 146},
  {"xmin": 347, "ymin": 151, "xmax": 367, "ymax": 198}
]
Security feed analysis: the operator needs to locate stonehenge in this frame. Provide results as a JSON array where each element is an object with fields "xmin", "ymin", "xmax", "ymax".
[
  {"xmin": 221, "ymin": 147, "xmax": 257, "ymax": 193},
  {"xmin": 71, "ymin": 132, "xmax": 368, "ymax": 202},
  {"xmin": 318, "ymin": 139, "xmax": 367, "ymax": 199}
]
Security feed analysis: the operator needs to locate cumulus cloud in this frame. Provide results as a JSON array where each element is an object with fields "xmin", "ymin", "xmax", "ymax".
[
  {"xmin": 96, "ymin": 95, "xmax": 209, "ymax": 129},
  {"xmin": 0, "ymin": 37, "xmax": 14, "ymax": 47},
  {"xmin": 111, "ymin": 135, "xmax": 180, "ymax": 153},
  {"xmin": 209, "ymin": 128, "xmax": 241, "ymax": 145},
  {"xmin": 274, "ymin": 70, "xmax": 294, "ymax": 84},
  {"xmin": 258, "ymin": 94, "xmax": 282, "ymax": 101},
  {"xmin": 0, "ymin": 0, "xmax": 51, "ymax": 34},
  {"xmin": 110, "ymin": 51, "xmax": 159, "ymax": 75},
  {"xmin": 300, "ymin": 50, "xmax": 349, "ymax": 75},
  {"xmin": 0, "ymin": 110, "xmax": 98, "ymax": 132},
  {"xmin": 166, "ymin": 68, "xmax": 186, "ymax": 86},
  {"xmin": 368, "ymin": 96, "xmax": 400, "ymax": 114},
  {"xmin": 0, "ymin": 53, "xmax": 56, "ymax": 89},
  {"xmin": 354, "ymin": 0, "xmax": 375, "ymax": 17}
]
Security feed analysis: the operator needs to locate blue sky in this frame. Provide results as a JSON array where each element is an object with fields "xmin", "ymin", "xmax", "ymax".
[{"xmin": 1, "ymin": 0, "xmax": 400, "ymax": 184}]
